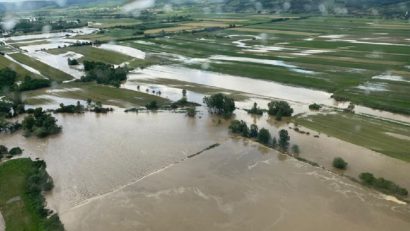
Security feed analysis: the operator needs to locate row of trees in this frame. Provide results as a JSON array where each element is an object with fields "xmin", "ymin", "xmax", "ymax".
[
  {"xmin": 229, "ymin": 120, "xmax": 296, "ymax": 153},
  {"xmin": 203, "ymin": 93, "xmax": 295, "ymax": 120}
]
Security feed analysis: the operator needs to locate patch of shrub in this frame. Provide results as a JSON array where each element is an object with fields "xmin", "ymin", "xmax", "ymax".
[
  {"xmin": 268, "ymin": 101, "xmax": 293, "ymax": 120},
  {"xmin": 332, "ymin": 157, "xmax": 348, "ymax": 170},
  {"xmin": 359, "ymin": 172, "xmax": 408, "ymax": 197},
  {"xmin": 146, "ymin": 101, "xmax": 159, "ymax": 110},
  {"xmin": 9, "ymin": 147, "xmax": 23, "ymax": 156},
  {"xmin": 309, "ymin": 103, "xmax": 321, "ymax": 110},
  {"xmin": 246, "ymin": 102, "xmax": 263, "ymax": 115},
  {"xmin": 203, "ymin": 93, "xmax": 235, "ymax": 117}
]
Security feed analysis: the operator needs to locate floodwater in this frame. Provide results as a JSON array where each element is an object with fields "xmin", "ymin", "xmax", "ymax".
[
  {"xmin": 1, "ymin": 110, "xmax": 410, "ymax": 231},
  {"xmin": 98, "ymin": 44, "xmax": 146, "ymax": 59},
  {"xmin": 209, "ymin": 55, "xmax": 316, "ymax": 74},
  {"xmin": 129, "ymin": 65, "xmax": 333, "ymax": 105}
]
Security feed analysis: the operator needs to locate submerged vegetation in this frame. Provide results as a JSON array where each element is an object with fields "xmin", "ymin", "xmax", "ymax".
[
  {"xmin": 22, "ymin": 108, "xmax": 61, "ymax": 138},
  {"xmin": 246, "ymin": 102, "xmax": 263, "ymax": 115},
  {"xmin": 203, "ymin": 93, "xmax": 236, "ymax": 117},
  {"xmin": 359, "ymin": 172, "xmax": 408, "ymax": 197},
  {"xmin": 229, "ymin": 120, "xmax": 294, "ymax": 153},
  {"xmin": 268, "ymin": 101, "xmax": 294, "ymax": 120}
]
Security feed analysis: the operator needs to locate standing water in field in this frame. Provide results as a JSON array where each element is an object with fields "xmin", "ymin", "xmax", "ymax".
[{"xmin": 128, "ymin": 65, "xmax": 333, "ymax": 105}]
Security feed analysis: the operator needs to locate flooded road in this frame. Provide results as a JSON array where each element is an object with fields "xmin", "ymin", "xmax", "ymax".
[{"xmin": 1, "ymin": 110, "xmax": 409, "ymax": 230}]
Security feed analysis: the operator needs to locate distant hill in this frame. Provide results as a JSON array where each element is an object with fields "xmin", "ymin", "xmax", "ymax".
[
  {"xmin": 0, "ymin": 0, "xmax": 122, "ymax": 12},
  {"xmin": 155, "ymin": 0, "xmax": 410, "ymax": 17},
  {"xmin": 1, "ymin": 0, "xmax": 408, "ymax": 17}
]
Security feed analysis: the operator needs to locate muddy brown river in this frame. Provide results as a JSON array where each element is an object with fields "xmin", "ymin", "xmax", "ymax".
[{"xmin": 1, "ymin": 109, "xmax": 409, "ymax": 231}]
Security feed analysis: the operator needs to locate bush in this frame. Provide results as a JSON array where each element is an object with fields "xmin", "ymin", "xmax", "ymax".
[
  {"xmin": 291, "ymin": 144, "xmax": 300, "ymax": 155},
  {"xmin": 272, "ymin": 137, "xmax": 277, "ymax": 148},
  {"xmin": 309, "ymin": 103, "xmax": 321, "ymax": 110},
  {"xmin": 257, "ymin": 128, "xmax": 271, "ymax": 145},
  {"xmin": 67, "ymin": 58, "xmax": 79, "ymax": 65},
  {"xmin": 203, "ymin": 93, "xmax": 235, "ymax": 117},
  {"xmin": 278, "ymin": 129, "xmax": 290, "ymax": 151},
  {"xmin": 186, "ymin": 107, "xmax": 197, "ymax": 117},
  {"xmin": 9, "ymin": 147, "xmax": 23, "ymax": 155},
  {"xmin": 332, "ymin": 157, "xmax": 348, "ymax": 170},
  {"xmin": 268, "ymin": 101, "xmax": 293, "ymax": 120},
  {"xmin": 145, "ymin": 101, "xmax": 159, "ymax": 110},
  {"xmin": 249, "ymin": 124, "xmax": 258, "ymax": 138}
]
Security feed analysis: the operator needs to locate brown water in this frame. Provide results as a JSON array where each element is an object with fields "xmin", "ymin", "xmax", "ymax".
[{"xmin": 1, "ymin": 110, "xmax": 409, "ymax": 230}]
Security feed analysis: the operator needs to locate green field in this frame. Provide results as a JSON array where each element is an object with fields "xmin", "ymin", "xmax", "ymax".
[
  {"xmin": 24, "ymin": 82, "xmax": 170, "ymax": 108},
  {"xmin": 8, "ymin": 53, "xmax": 73, "ymax": 82},
  {"xmin": 0, "ymin": 55, "xmax": 39, "ymax": 80},
  {"xmin": 295, "ymin": 113, "xmax": 410, "ymax": 162}
]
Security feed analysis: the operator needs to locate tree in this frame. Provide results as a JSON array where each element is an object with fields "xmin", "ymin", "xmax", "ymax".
[
  {"xmin": 268, "ymin": 101, "xmax": 294, "ymax": 120},
  {"xmin": 67, "ymin": 58, "xmax": 79, "ymax": 65},
  {"xmin": 203, "ymin": 93, "xmax": 235, "ymax": 117},
  {"xmin": 278, "ymin": 129, "xmax": 290, "ymax": 151},
  {"xmin": 247, "ymin": 102, "xmax": 263, "ymax": 115},
  {"xmin": 249, "ymin": 124, "xmax": 258, "ymax": 138},
  {"xmin": 332, "ymin": 157, "xmax": 348, "ymax": 170},
  {"xmin": 0, "ymin": 68, "xmax": 17, "ymax": 90},
  {"xmin": 257, "ymin": 128, "xmax": 271, "ymax": 145},
  {"xmin": 186, "ymin": 107, "xmax": 196, "ymax": 117},
  {"xmin": 0, "ymin": 145, "xmax": 8, "ymax": 155},
  {"xmin": 291, "ymin": 144, "xmax": 300, "ymax": 156},
  {"xmin": 272, "ymin": 137, "xmax": 277, "ymax": 148},
  {"xmin": 9, "ymin": 147, "xmax": 23, "ymax": 155},
  {"xmin": 229, "ymin": 120, "xmax": 248, "ymax": 137}
]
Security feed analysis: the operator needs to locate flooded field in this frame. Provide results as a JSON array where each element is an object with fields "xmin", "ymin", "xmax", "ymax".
[
  {"xmin": 1, "ymin": 110, "xmax": 409, "ymax": 231},
  {"xmin": 1, "ymin": 8, "xmax": 410, "ymax": 231}
]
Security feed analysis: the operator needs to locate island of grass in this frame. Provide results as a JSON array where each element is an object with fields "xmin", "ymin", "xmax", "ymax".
[{"xmin": 0, "ymin": 158, "xmax": 64, "ymax": 231}]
